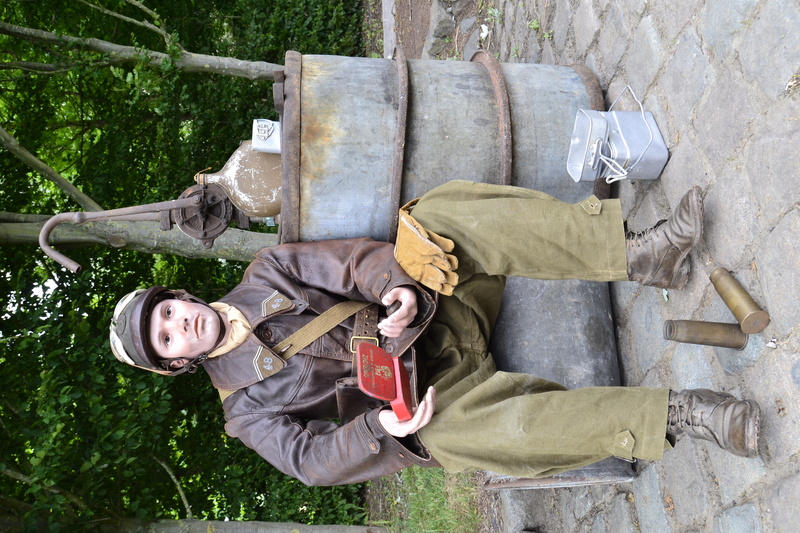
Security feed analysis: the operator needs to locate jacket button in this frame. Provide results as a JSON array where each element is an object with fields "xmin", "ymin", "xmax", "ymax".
[
  {"xmin": 383, "ymin": 273, "xmax": 389, "ymax": 280},
  {"xmin": 385, "ymin": 344, "xmax": 394, "ymax": 353},
  {"xmin": 369, "ymin": 443, "xmax": 377, "ymax": 451},
  {"xmin": 398, "ymin": 453, "xmax": 405, "ymax": 459}
]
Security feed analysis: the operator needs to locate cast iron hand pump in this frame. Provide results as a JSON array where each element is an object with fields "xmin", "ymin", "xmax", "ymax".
[{"xmin": 39, "ymin": 184, "xmax": 241, "ymax": 273}]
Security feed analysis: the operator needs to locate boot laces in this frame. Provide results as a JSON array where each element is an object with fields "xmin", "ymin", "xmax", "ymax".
[
  {"xmin": 668, "ymin": 402, "xmax": 707, "ymax": 431},
  {"xmin": 626, "ymin": 219, "xmax": 667, "ymax": 247},
  {"xmin": 668, "ymin": 396, "xmax": 721, "ymax": 444}
]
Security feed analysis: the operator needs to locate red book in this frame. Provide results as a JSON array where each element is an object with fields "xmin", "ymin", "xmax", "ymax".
[{"xmin": 355, "ymin": 343, "xmax": 413, "ymax": 421}]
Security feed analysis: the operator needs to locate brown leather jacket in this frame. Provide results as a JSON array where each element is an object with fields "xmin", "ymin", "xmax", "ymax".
[{"xmin": 203, "ymin": 238, "xmax": 440, "ymax": 486}]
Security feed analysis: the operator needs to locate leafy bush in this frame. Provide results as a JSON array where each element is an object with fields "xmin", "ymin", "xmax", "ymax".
[{"xmin": 0, "ymin": 0, "xmax": 367, "ymax": 529}]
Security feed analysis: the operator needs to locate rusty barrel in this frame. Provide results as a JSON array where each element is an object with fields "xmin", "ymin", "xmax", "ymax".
[
  {"xmin": 275, "ymin": 51, "xmax": 604, "ymax": 243},
  {"xmin": 275, "ymin": 52, "xmax": 632, "ymax": 489}
]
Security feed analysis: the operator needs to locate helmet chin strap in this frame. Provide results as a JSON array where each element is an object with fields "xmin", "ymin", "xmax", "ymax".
[
  {"xmin": 166, "ymin": 308, "xmax": 227, "ymax": 376},
  {"xmin": 167, "ymin": 353, "xmax": 208, "ymax": 376}
]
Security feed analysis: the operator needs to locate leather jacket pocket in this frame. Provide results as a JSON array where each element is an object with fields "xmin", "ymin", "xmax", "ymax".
[{"xmin": 335, "ymin": 377, "xmax": 384, "ymax": 425}]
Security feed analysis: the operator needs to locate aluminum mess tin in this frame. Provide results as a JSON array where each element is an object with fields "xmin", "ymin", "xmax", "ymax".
[
  {"xmin": 604, "ymin": 110, "xmax": 668, "ymax": 181},
  {"xmin": 566, "ymin": 109, "xmax": 669, "ymax": 182},
  {"xmin": 567, "ymin": 109, "xmax": 609, "ymax": 183}
]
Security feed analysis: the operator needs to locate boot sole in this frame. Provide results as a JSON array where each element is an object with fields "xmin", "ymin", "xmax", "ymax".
[{"xmin": 740, "ymin": 399, "xmax": 761, "ymax": 458}]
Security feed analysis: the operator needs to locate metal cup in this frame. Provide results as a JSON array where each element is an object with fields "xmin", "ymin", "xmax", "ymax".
[
  {"xmin": 709, "ymin": 268, "xmax": 770, "ymax": 334},
  {"xmin": 663, "ymin": 320, "xmax": 748, "ymax": 350}
]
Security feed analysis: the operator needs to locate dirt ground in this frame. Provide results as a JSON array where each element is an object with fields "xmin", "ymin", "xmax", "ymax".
[
  {"xmin": 363, "ymin": 0, "xmax": 478, "ymax": 60},
  {"xmin": 392, "ymin": 0, "xmax": 433, "ymax": 59},
  {"xmin": 362, "ymin": 0, "xmax": 433, "ymax": 59},
  {"xmin": 396, "ymin": 0, "xmax": 482, "ymax": 60}
]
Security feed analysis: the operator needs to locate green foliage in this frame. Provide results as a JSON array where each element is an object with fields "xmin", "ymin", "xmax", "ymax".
[
  {"xmin": 230, "ymin": 0, "xmax": 363, "ymax": 61},
  {"xmin": 1, "ymin": 0, "xmax": 366, "ymax": 529},
  {"xmin": 366, "ymin": 467, "xmax": 482, "ymax": 533}
]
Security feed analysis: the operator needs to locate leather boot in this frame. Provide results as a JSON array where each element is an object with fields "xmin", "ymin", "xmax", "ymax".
[
  {"xmin": 667, "ymin": 389, "xmax": 760, "ymax": 458},
  {"xmin": 626, "ymin": 187, "xmax": 703, "ymax": 289}
]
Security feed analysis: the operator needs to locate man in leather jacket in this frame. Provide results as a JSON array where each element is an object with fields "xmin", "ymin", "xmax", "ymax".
[{"xmin": 110, "ymin": 181, "xmax": 761, "ymax": 486}]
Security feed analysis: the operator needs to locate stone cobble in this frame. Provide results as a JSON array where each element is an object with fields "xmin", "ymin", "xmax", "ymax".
[{"xmin": 410, "ymin": 0, "xmax": 800, "ymax": 530}]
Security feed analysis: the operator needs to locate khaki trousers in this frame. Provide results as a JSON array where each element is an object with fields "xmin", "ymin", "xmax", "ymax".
[{"xmin": 411, "ymin": 181, "xmax": 670, "ymax": 478}]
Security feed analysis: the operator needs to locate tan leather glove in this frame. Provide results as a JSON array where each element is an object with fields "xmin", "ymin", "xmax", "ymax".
[{"xmin": 394, "ymin": 200, "xmax": 459, "ymax": 296}]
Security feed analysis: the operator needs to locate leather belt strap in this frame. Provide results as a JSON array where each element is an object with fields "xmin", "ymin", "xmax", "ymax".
[
  {"xmin": 350, "ymin": 303, "xmax": 380, "ymax": 353},
  {"xmin": 272, "ymin": 300, "xmax": 370, "ymax": 359}
]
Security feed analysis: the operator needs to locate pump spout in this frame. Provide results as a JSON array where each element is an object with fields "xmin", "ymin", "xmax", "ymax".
[
  {"xmin": 39, "ymin": 212, "xmax": 87, "ymax": 273},
  {"xmin": 38, "ymin": 196, "xmax": 203, "ymax": 274}
]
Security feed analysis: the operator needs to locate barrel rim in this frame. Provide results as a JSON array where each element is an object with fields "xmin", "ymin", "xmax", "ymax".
[{"xmin": 278, "ymin": 51, "xmax": 302, "ymax": 244}]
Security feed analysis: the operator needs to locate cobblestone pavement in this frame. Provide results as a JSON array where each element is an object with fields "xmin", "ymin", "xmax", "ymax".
[{"xmin": 402, "ymin": 0, "xmax": 800, "ymax": 531}]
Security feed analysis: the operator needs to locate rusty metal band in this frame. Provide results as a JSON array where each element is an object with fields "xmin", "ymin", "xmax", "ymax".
[
  {"xmin": 386, "ymin": 46, "xmax": 409, "ymax": 244},
  {"xmin": 278, "ymin": 51, "xmax": 302, "ymax": 243},
  {"xmin": 470, "ymin": 50, "xmax": 513, "ymax": 186},
  {"xmin": 568, "ymin": 64, "xmax": 604, "ymax": 111}
]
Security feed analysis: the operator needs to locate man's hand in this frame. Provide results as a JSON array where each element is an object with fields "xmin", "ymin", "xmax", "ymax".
[
  {"xmin": 378, "ymin": 387, "xmax": 437, "ymax": 437},
  {"xmin": 378, "ymin": 286, "xmax": 418, "ymax": 337}
]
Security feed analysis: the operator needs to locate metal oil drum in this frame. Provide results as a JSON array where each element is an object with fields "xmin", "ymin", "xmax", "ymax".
[
  {"xmin": 274, "ymin": 51, "xmax": 631, "ymax": 489},
  {"xmin": 275, "ymin": 51, "xmax": 604, "ymax": 243}
]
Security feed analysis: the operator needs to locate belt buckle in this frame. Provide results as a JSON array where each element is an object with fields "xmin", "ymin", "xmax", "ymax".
[{"xmin": 350, "ymin": 336, "xmax": 379, "ymax": 353}]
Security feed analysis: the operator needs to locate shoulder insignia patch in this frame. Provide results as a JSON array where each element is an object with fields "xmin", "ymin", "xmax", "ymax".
[
  {"xmin": 261, "ymin": 290, "xmax": 294, "ymax": 317},
  {"xmin": 252, "ymin": 345, "xmax": 286, "ymax": 380}
]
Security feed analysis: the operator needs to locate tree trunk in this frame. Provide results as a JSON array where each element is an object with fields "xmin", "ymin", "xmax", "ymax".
[
  {"xmin": 112, "ymin": 519, "xmax": 388, "ymax": 533},
  {"xmin": 1, "ymin": 218, "xmax": 278, "ymax": 263}
]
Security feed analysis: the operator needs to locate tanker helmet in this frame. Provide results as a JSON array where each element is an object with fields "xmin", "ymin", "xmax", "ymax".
[{"xmin": 110, "ymin": 286, "xmax": 174, "ymax": 374}]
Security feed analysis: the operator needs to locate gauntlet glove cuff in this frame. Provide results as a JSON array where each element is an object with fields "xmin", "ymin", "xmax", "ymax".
[{"xmin": 394, "ymin": 202, "xmax": 459, "ymax": 296}]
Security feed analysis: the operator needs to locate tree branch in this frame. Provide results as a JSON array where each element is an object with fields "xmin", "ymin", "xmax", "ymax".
[
  {"xmin": 0, "ymin": 212, "xmax": 51, "ymax": 223},
  {"xmin": 0, "ymin": 61, "xmax": 72, "ymax": 72},
  {"xmin": 75, "ymin": 0, "xmax": 184, "ymax": 51},
  {"xmin": 1, "ymin": 218, "xmax": 276, "ymax": 262},
  {"xmin": 125, "ymin": 0, "xmax": 158, "ymax": 19},
  {"xmin": 0, "ymin": 21, "xmax": 279, "ymax": 80},
  {"xmin": 0, "ymin": 57, "xmax": 158, "ymax": 78},
  {"xmin": 152, "ymin": 457, "xmax": 192, "ymax": 519},
  {"xmin": 1, "ymin": 466, "xmax": 91, "ymax": 512},
  {"xmin": 0, "ymin": 125, "xmax": 104, "ymax": 212},
  {"xmin": 0, "ymin": 493, "xmax": 33, "ymax": 514}
]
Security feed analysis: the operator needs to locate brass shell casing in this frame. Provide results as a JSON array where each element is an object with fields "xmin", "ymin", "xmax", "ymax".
[
  {"xmin": 663, "ymin": 320, "xmax": 748, "ymax": 351},
  {"xmin": 710, "ymin": 268, "xmax": 770, "ymax": 334}
]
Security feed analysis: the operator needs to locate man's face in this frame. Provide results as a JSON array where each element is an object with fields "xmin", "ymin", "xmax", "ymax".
[{"xmin": 148, "ymin": 299, "xmax": 221, "ymax": 367}]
